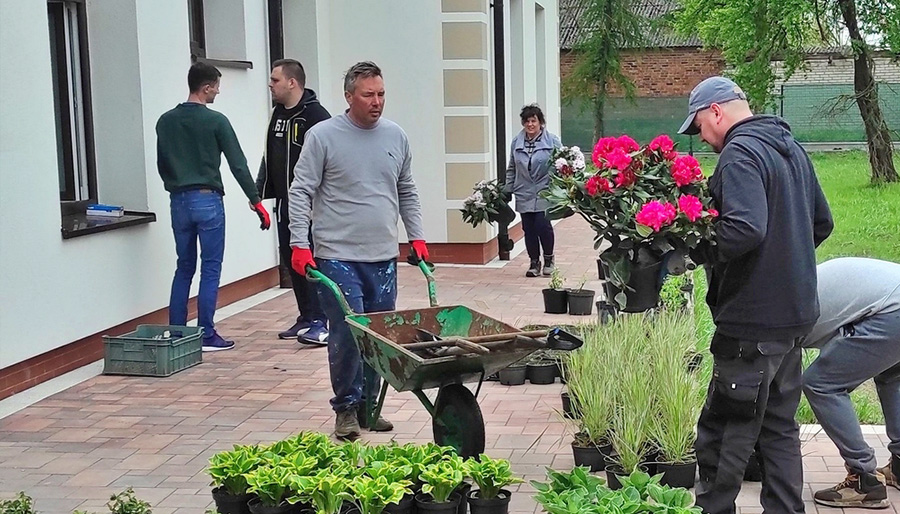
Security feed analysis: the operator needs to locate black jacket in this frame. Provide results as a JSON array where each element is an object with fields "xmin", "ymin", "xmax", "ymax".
[
  {"xmin": 706, "ymin": 115, "xmax": 833, "ymax": 341},
  {"xmin": 256, "ymin": 89, "xmax": 331, "ymax": 200}
]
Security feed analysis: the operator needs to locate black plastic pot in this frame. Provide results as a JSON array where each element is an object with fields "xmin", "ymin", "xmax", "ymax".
[
  {"xmin": 498, "ymin": 365, "xmax": 527, "ymax": 386},
  {"xmin": 526, "ymin": 362, "xmax": 557, "ymax": 384},
  {"xmin": 384, "ymin": 493, "xmax": 416, "ymax": 514},
  {"xmin": 602, "ymin": 260, "xmax": 663, "ymax": 313},
  {"xmin": 596, "ymin": 258, "xmax": 606, "ymax": 280},
  {"xmin": 466, "ymin": 489, "xmax": 511, "ymax": 514},
  {"xmin": 487, "ymin": 203, "xmax": 516, "ymax": 225},
  {"xmin": 560, "ymin": 391, "xmax": 578, "ymax": 419},
  {"xmin": 641, "ymin": 449, "xmax": 660, "ymax": 476},
  {"xmin": 605, "ymin": 464, "xmax": 647, "ymax": 491},
  {"xmin": 571, "ymin": 440, "xmax": 612, "ymax": 472},
  {"xmin": 596, "ymin": 301, "xmax": 616, "ymax": 325},
  {"xmin": 416, "ymin": 493, "xmax": 461, "ymax": 514},
  {"xmin": 542, "ymin": 288, "xmax": 568, "ymax": 314},
  {"xmin": 658, "ymin": 460, "xmax": 697, "ymax": 488},
  {"xmin": 340, "ymin": 501, "xmax": 361, "ymax": 514},
  {"xmin": 567, "ymin": 289, "xmax": 595, "ymax": 315},
  {"xmin": 212, "ymin": 487, "xmax": 254, "ymax": 514},
  {"xmin": 248, "ymin": 498, "xmax": 298, "ymax": 514},
  {"xmin": 455, "ymin": 482, "xmax": 471, "ymax": 514}
]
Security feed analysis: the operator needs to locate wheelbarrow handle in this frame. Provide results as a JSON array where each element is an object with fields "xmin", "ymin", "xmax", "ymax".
[
  {"xmin": 305, "ymin": 266, "xmax": 355, "ymax": 316},
  {"xmin": 407, "ymin": 247, "xmax": 438, "ymax": 307}
]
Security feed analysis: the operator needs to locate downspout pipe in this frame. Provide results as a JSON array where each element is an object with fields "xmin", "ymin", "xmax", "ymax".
[{"xmin": 492, "ymin": 0, "xmax": 514, "ymax": 260}]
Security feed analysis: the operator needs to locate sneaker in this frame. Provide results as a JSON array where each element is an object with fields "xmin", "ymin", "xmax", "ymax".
[
  {"xmin": 357, "ymin": 409, "xmax": 394, "ymax": 432},
  {"xmin": 335, "ymin": 409, "xmax": 361, "ymax": 441},
  {"xmin": 278, "ymin": 319, "xmax": 311, "ymax": 339},
  {"xmin": 813, "ymin": 471, "xmax": 889, "ymax": 509},
  {"xmin": 542, "ymin": 255, "xmax": 554, "ymax": 276},
  {"xmin": 202, "ymin": 332, "xmax": 235, "ymax": 352},
  {"xmin": 299, "ymin": 320, "xmax": 328, "ymax": 346},
  {"xmin": 877, "ymin": 456, "xmax": 900, "ymax": 490},
  {"xmin": 526, "ymin": 259, "xmax": 541, "ymax": 277}
]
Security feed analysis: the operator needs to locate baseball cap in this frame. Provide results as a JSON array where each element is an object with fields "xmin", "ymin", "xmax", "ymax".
[{"xmin": 678, "ymin": 76, "xmax": 748, "ymax": 135}]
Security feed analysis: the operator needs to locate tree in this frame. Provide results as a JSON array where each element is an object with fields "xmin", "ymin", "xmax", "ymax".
[
  {"xmin": 674, "ymin": 0, "xmax": 899, "ymax": 184},
  {"xmin": 562, "ymin": 0, "xmax": 647, "ymax": 139}
]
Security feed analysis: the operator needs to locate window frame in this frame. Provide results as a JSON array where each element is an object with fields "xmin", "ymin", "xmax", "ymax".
[
  {"xmin": 48, "ymin": 0, "xmax": 98, "ymax": 204},
  {"xmin": 188, "ymin": 0, "xmax": 206, "ymax": 60}
]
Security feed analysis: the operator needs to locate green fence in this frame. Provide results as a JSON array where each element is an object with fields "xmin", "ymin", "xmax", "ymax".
[{"xmin": 560, "ymin": 82, "xmax": 900, "ymax": 151}]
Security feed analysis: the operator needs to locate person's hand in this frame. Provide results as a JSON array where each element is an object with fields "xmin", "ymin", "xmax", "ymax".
[
  {"xmin": 410, "ymin": 240, "xmax": 429, "ymax": 261},
  {"xmin": 291, "ymin": 247, "xmax": 316, "ymax": 276},
  {"xmin": 251, "ymin": 202, "xmax": 271, "ymax": 230}
]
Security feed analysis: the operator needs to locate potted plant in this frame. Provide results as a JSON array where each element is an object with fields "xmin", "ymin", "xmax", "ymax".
[
  {"xmin": 565, "ymin": 275, "xmax": 595, "ymax": 316},
  {"xmin": 289, "ymin": 471, "xmax": 353, "ymax": 514},
  {"xmin": 416, "ymin": 456, "xmax": 466, "ymax": 513},
  {"xmin": 542, "ymin": 134, "xmax": 717, "ymax": 312},
  {"xmin": 460, "ymin": 179, "xmax": 515, "ymax": 228},
  {"xmin": 349, "ymin": 475, "xmax": 410, "ymax": 514},
  {"xmin": 208, "ymin": 444, "xmax": 263, "ymax": 514},
  {"xmin": 463, "ymin": 455, "xmax": 523, "ymax": 514},
  {"xmin": 106, "ymin": 487, "xmax": 153, "ymax": 514},
  {"xmin": 364, "ymin": 460, "xmax": 415, "ymax": 514},
  {"xmin": 542, "ymin": 267, "xmax": 568, "ymax": 314},
  {"xmin": 525, "ymin": 350, "xmax": 557, "ymax": 385},
  {"xmin": 497, "ymin": 361, "xmax": 527, "ymax": 386},
  {"xmin": 245, "ymin": 465, "xmax": 295, "ymax": 514}
]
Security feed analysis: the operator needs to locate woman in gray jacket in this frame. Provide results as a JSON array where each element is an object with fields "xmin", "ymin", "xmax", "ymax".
[{"xmin": 505, "ymin": 104, "xmax": 561, "ymax": 277}]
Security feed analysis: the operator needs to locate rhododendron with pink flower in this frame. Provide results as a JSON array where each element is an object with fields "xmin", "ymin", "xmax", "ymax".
[{"xmin": 541, "ymin": 133, "xmax": 717, "ymax": 310}]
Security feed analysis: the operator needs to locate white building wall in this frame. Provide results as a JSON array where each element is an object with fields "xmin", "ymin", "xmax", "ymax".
[{"xmin": 0, "ymin": 0, "xmax": 278, "ymax": 369}]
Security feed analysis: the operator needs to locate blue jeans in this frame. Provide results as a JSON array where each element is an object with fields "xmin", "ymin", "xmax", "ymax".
[
  {"xmin": 315, "ymin": 259, "xmax": 397, "ymax": 413},
  {"xmin": 520, "ymin": 211, "xmax": 554, "ymax": 260},
  {"xmin": 168, "ymin": 190, "xmax": 226, "ymax": 338}
]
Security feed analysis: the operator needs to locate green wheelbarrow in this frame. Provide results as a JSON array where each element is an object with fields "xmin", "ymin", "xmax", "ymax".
[{"xmin": 307, "ymin": 256, "xmax": 583, "ymax": 458}]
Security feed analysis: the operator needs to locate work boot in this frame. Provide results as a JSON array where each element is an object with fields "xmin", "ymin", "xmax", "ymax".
[
  {"xmin": 526, "ymin": 259, "xmax": 541, "ymax": 277},
  {"xmin": 334, "ymin": 409, "xmax": 361, "ymax": 441},
  {"xmin": 357, "ymin": 409, "xmax": 394, "ymax": 432},
  {"xmin": 542, "ymin": 255, "xmax": 554, "ymax": 276},
  {"xmin": 813, "ymin": 471, "xmax": 888, "ymax": 509},
  {"xmin": 877, "ymin": 455, "xmax": 900, "ymax": 490}
]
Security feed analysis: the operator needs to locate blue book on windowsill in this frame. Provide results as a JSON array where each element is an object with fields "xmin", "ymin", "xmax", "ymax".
[{"xmin": 86, "ymin": 203, "xmax": 125, "ymax": 217}]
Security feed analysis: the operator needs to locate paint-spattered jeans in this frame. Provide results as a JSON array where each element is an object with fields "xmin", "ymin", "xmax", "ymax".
[
  {"xmin": 315, "ymin": 259, "xmax": 397, "ymax": 413},
  {"xmin": 802, "ymin": 310, "xmax": 900, "ymax": 474},
  {"xmin": 168, "ymin": 190, "xmax": 225, "ymax": 338}
]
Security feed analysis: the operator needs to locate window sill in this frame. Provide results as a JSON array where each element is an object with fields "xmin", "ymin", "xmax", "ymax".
[
  {"xmin": 61, "ymin": 211, "xmax": 156, "ymax": 240},
  {"xmin": 197, "ymin": 57, "xmax": 253, "ymax": 69}
]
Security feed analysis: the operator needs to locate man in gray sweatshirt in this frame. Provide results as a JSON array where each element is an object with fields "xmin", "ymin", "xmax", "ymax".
[
  {"xmin": 802, "ymin": 257, "xmax": 900, "ymax": 508},
  {"xmin": 287, "ymin": 61, "xmax": 428, "ymax": 440}
]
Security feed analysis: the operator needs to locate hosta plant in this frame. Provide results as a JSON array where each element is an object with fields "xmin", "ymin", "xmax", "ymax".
[
  {"xmin": 207, "ymin": 444, "xmax": 262, "ymax": 495},
  {"xmin": 288, "ymin": 471, "xmax": 353, "ymax": 514},
  {"xmin": 349, "ymin": 475, "xmax": 410, "ymax": 514},
  {"xmin": 420, "ymin": 456, "xmax": 466, "ymax": 503},
  {"xmin": 464, "ymin": 454, "xmax": 522, "ymax": 499},
  {"xmin": 245, "ymin": 465, "xmax": 293, "ymax": 506}
]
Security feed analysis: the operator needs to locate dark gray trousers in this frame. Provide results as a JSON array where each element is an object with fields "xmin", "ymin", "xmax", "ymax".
[{"xmin": 695, "ymin": 333, "xmax": 805, "ymax": 514}]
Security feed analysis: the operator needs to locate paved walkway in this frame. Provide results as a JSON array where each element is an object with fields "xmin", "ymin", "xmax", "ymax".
[{"xmin": 2, "ymin": 216, "xmax": 898, "ymax": 513}]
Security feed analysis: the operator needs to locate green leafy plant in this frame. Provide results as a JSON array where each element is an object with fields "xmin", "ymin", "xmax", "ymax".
[
  {"xmin": 365, "ymin": 460, "xmax": 414, "ymax": 485},
  {"xmin": 530, "ymin": 466, "xmax": 607, "ymax": 495},
  {"xmin": 207, "ymin": 444, "xmax": 262, "ymax": 495},
  {"xmin": 659, "ymin": 274, "xmax": 691, "ymax": 311},
  {"xmin": 349, "ymin": 476, "xmax": 409, "ymax": 514},
  {"xmin": 646, "ymin": 483, "xmax": 702, "ymax": 513},
  {"xmin": 106, "ymin": 488, "xmax": 152, "ymax": 514},
  {"xmin": 548, "ymin": 267, "xmax": 566, "ymax": 290},
  {"xmin": 464, "ymin": 454, "xmax": 522, "ymax": 499},
  {"xmin": 565, "ymin": 324, "xmax": 618, "ymax": 446},
  {"xmin": 288, "ymin": 471, "xmax": 352, "ymax": 514},
  {"xmin": 420, "ymin": 456, "xmax": 466, "ymax": 503},
  {"xmin": 460, "ymin": 179, "xmax": 508, "ymax": 228},
  {"xmin": 337, "ymin": 441, "xmax": 365, "ymax": 468},
  {"xmin": 0, "ymin": 492, "xmax": 37, "ymax": 514},
  {"xmin": 245, "ymin": 465, "xmax": 293, "ymax": 507}
]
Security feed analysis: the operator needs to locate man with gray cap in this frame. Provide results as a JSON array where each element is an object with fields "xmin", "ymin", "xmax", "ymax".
[{"xmin": 679, "ymin": 76, "xmax": 833, "ymax": 514}]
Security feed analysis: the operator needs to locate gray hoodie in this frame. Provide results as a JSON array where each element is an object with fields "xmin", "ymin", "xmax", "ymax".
[{"xmin": 288, "ymin": 113, "xmax": 425, "ymax": 262}]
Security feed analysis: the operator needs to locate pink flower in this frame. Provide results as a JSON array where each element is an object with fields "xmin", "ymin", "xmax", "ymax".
[
  {"xmin": 708, "ymin": 208, "xmax": 719, "ymax": 218},
  {"xmin": 605, "ymin": 147, "xmax": 633, "ymax": 171},
  {"xmin": 616, "ymin": 135, "xmax": 640, "ymax": 153},
  {"xmin": 585, "ymin": 175, "xmax": 612, "ymax": 196},
  {"xmin": 678, "ymin": 195, "xmax": 704, "ymax": 222},
  {"xmin": 636, "ymin": 201, "xmax": 677, "ymax": 232},
  {"xmin": 614, "ymin": 169, "xmax": 637, "ymax": 188},
  {"xmin": 649, "ymin": 134, "xmax": 678, "ymax": 160},
  {"xmin": 592, "ymin": 137, "xmax": 617, "ymax": 167},
  {"xmin": 671, "ymin": 155, "xmax": 704, "ymax": 187}
]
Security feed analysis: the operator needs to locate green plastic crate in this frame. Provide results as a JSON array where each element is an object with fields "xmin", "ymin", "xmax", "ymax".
[{"xmin": 103, "ymin": 324, "xmax": 203, "ymax": 376}]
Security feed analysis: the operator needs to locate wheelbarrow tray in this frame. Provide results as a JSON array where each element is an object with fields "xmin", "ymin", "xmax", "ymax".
[{"xmin": 345, "ymin": 305, "xmax": 542, "ymax": 392}]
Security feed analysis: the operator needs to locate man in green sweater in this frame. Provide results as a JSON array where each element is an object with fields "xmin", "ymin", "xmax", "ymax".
[{"xmin": 156, "ymin": 62, "xmax": 270, "ymax": 351}]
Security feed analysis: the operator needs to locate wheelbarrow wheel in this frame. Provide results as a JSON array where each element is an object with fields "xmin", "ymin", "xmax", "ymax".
[{"xmin": 433, "ymin": 384, "xmax": 485, "ymax": 458}]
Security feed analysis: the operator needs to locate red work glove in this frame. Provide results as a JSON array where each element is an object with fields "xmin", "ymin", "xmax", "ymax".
[
  {"xmin": 291, "ymin": 246, "xmax": 316, "ymax": 276},
  {"xmin": 252, "ymin": 202, "xmax": 271, "ymax": 230},
  {"xmin": 410, "ymin": 240, "xmax": 429, "ymax": 261}
]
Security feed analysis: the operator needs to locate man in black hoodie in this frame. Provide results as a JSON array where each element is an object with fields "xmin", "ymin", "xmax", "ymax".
[
  {"xmin": 256, "ymin": 59, "xmax": 332, "ymax": 345},
  {"xmin": 678, "ymin": 76, "xmax": 834, "ymax": 514}
]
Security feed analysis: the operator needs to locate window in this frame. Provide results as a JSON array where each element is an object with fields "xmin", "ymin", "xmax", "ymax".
[
  {"xmin": 48, "ymin": 0, "xmax": 96, "ymax": 202},
  {"xmin": 188, "ymin": 0, "xmax": 206, "ymax": 60}
]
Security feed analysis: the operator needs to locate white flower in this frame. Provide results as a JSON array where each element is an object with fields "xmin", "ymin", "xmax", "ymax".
[
  {"xmin": 571, "ymin": 146, "xmax": 581, "ymax": 153},
  {"xmin": 554, "ymin": 158, "xmax": 569, "ymax": 170},
  {"xmin": 473, "ymin": 191, "xmax": 484, "ymax": 204}
]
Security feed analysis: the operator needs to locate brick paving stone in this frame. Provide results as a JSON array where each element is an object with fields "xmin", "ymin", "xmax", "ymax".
[{"xmin": 1, "ymin": 216, "xmax": 898, "ymax": 512}]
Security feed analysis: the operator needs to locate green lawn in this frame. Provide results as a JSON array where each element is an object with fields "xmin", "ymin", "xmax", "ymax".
[{"xmin": 692, "ymin": 150, "xmax": 900, "ymax": 423}]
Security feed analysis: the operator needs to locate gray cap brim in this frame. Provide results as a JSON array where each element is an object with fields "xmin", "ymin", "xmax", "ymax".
[{"xmin": 678, "ymin": 112, "xmax": 699, "ymax": 135}]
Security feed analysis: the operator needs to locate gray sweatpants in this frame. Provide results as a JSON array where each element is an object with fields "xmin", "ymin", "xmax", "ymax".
[{"xmin": 802, "ymin": 310, "xmax": 900, "ymax": 473}]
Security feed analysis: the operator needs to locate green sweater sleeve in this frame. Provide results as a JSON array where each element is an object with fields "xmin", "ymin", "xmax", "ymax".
[{"xmin": 216, "ymin": 116, "xmax": 261, "ymax": 204}]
